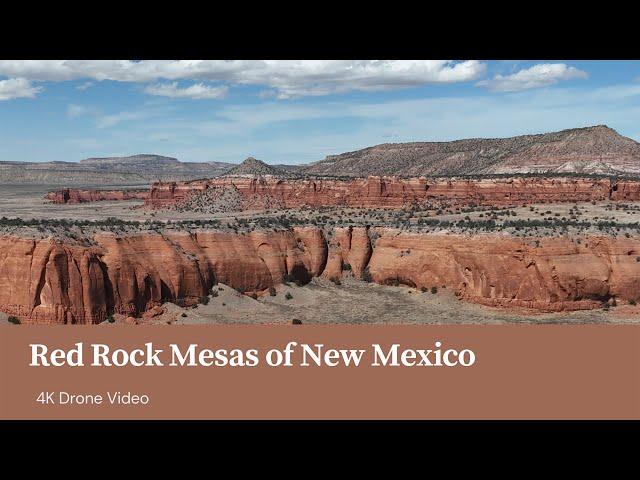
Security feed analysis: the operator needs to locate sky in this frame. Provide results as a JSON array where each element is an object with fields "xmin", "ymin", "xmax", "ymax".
[{"xmin": 0, "ymin": 60, "xmax": 639, "ymax": 165}]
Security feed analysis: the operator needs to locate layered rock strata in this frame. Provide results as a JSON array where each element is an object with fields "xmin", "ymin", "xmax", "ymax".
[
  {"xmin": 46, "ymin": 188, "xmax": 148, "ymax": 204},
  {"xmin": 1, "ymin": 227, "xmax": 639, "ymax": 324},
  {"xmin": 145, "ymin": 176, "xmax": 640, "ymax": 211}
]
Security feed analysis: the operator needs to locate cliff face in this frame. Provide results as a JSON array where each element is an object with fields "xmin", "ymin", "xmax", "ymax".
[
  {"xmin": 368, "ymin": 231, "xmax": 640, "ymax": 311},
  {"xmin": 46, "ymin": 188, "xmax": 149, "ymax": 204},
  {"xmin": 2, "ymin": 228, "xmax": 639, "ymax": 324},
  {"xmin": 0, "ymin": 227, "xmax": 329, "ymax": 324},
  {"xmin": 146, "ymin": 176, "xmax": 640, "ymax": 211}
]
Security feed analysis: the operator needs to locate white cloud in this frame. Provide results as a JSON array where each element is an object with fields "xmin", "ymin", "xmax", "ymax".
[
  {"xmin": 0, "ymin": 60, "xmax": 486, "ymax": 98},
  {"xmin": 144, "ymin": 82, "xmax": 228, "ymax": 99},
  {"xmin": 0, "ymin": 78, "xmax": 42, "ymax": 100},
  {"xmin": 477, "ymin": 63, "xmax": 588, "ymax": 92}
]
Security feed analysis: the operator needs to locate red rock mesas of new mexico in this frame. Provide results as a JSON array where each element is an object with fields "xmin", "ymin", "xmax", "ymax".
[
  {"xmin": 142, "ymin": 176, "xmax": 640, "ymax": 209},
  {"xmin": 1, "ymin": 226, "xmax": 640, "ymax": 324},
  {"xmin": 47, "ymin": 176, "xmax": 640, "ymax": 208}
]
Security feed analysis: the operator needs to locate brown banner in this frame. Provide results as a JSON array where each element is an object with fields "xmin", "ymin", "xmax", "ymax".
[{"xmin": 1, "ymin": 325, "xmax": 639, "ymax": 419}]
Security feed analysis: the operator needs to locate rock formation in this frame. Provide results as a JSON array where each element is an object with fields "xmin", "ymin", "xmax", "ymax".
[
  {"xmin": 1, "ymin": 227, "xmax": 639, "ymax": 324},
  {"xmin": 46, "ymin": 188, "xmax": 149, "ymax": 204},
  {"xmin": 301, "ymin": 125, "xmax": 640, "ymax": 176},
  {"xmin": 224, "ymin": 157, "xmax": 285, "ymax": 177},
  {"xmin": 145, "ymin": 176, "xmax": 640, "ymax": 211}
]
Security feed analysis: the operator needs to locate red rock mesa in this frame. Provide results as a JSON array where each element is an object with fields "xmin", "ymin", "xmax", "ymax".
[
  {"xmin": 1, "ymin": 227, "xmax": 639, "ymax": 324},
  {"xmin": 144, "ymin": 176, "xmax": 640, "ymax": 211}
]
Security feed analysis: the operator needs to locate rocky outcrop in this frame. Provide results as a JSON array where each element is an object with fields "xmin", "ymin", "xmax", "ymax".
[
  {"xmin": 1, "ymin": 227, "xmax": 639, "ymax": 324},
  {"xmin": 46, "ymin": 188, "xmax": 149, "ymax": 204},
  {"xmin": 367, "ymin": 231, "xmax": 640, "ymax": 311},
  {"xmin": 224, "ymin": 157, "xmax": 284, "ymax": 177},
  {"xmin": 146, "ymin": 176, "xmax": 640, "ymax": 211},
  {"xmin": 323, "ymin": 227, "xmax": 373, "ymax": 280},
  {"xmin": 0, "ymin": 227, "xmax": 330, "ymax": 324}
]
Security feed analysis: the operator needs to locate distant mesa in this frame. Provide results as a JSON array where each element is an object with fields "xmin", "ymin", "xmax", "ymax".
[
  {"xmin": 79, "ymin": 154, "xmax": 181, "ymax": 167},
  {"xmin": 300, "ymin": 125, "xmax": 640, "ymax": 177},
  {"xmin": 0, "ymin": 153, "xmax": 236, "ymax": 185}
]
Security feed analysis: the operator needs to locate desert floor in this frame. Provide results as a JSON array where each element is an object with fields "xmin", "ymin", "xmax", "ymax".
[
  {"xmin": 3, "ymin": 184, "xmax": 640, "ymax": 228},
  {"xmin": 135, "ymin": 278, "xmax": 640, "ymax": 326}
]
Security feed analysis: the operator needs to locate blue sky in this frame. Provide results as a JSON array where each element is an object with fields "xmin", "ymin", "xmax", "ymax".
[{"xmin": 0, "ymin": 60, "xmax": 639, "ymax": 165}]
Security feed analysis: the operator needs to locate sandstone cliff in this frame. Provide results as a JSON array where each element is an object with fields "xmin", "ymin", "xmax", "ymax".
[
  {"xmin": 46, "ymin": 188, "xmax": 149, "ymax": 204},
  {"xmin": 1, "ymin": 227, "xmax": 639, "ymax": 324},
  {"xmin": 145, "ymin": 176, "xmax": 640, "ymax": 211}
]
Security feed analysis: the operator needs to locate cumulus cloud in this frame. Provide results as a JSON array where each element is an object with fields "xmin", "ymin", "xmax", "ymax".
[
  {"xmin": 144, "ymin": 82, "xmax": 228, "ymax": 99},
  {"xmin": 0, "ymin": 78, "xmax": 42, "ymax": 100},
  {"xmin": 0, "ymin": 60, "xmax": 486, "ymax": 98},
  {"xmin": 477, "ymin": 63, "xmax": 588, "ymax": 92}
]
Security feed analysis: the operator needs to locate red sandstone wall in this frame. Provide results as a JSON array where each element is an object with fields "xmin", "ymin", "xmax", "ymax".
[
  {"xmin": 367, "ymin": 230, "xmax": 640, "ymax": 312},
  {"xmin": 45, "ymin": 177, "xmax": 640, "ymax": 209},
  {"xmin": 46, "ymin": 188, "xmax": 148, "ymax": 204},
  {"xmin": 2, "ymin": 227, "xmax": 639, "ymax": 324},
  {"xmin": 145, "ymin": 177, "xmax": 640, "ymax": 210}
]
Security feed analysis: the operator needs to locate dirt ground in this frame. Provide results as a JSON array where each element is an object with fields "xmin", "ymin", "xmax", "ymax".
[
  {"xmin": 3, "ymin": 184, "xmax": 640, "ymax": 229},
  {"xmin": 132, "ymin": 278, "xmax": 640, "ymax": 326}
]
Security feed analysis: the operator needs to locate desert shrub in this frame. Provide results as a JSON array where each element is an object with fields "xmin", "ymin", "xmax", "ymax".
[
  {"xmin": 629, "ymin": 299, "xmax": 637, "ymax": 306},
  {"xmin": 269, "ymin": 286, "xmax": 277, "ymax": 296},
  {"xmin": 431, "ymin": 286, "xmax": 438, "ymax": 294},
  {"xmin": 211, "ymin": 290, "xmax": 219, "ymax": 298},
  {"xmin": 181, "ymin": 313, "xmax": 187, "ymax": 317},
  {"xmin": 421, "ymin": 287, "xmax": 427, "ymax": 293},
  {"xmin": 285, "ymin": 292, "xmax": 293, "ymax": 300},
  {"xmin": 7, "ymin": 316, "xmax": 20, "ymax": 325},
  {"xmin": 342, "ymin": 262, "xmax": 352, "ymax": 271},
  {"xmin": 292, "ymin": 319, "xmax": 302, "ymax": 325},
  {"xmin": 107, "ymin": 314, "xmax": 115, "ymax": 324},
  {"xmin": 201, "ymin": 296, "xmax": 210, "ymax": 305},
  {"xmin": 362, "ymin": 267, "xmax": 373, "ymax": 283},
  {"xmin": 330, "ymin": 277, "xmax": 342, "ymax": 286}
]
